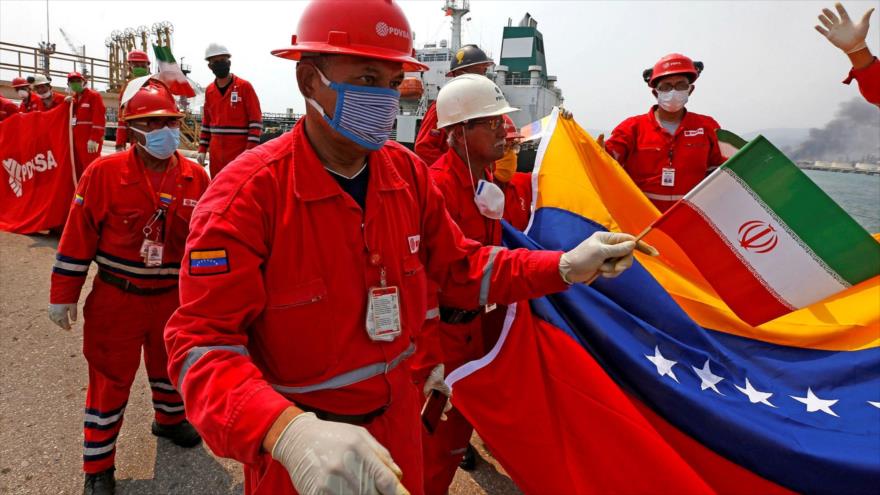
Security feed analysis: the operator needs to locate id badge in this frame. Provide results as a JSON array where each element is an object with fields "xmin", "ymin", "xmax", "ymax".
[
  {"xmin": 70, "ymin": 117, "xmax": 77, "ymax": 126},
  {"xmin": 661, "ymin": 167, "xmax": 675, "ymax": 187},
  {"xmin": 139, "ymin": 238, "xmax": 155, "ymax": 257},
  {"xmin": 145, "ymin": 242, "xmax": 164, "ymax": 267},
  {"xmin": 230, "ymin": 91, "xmax": 239, "ymax": 103},
  {"xmin": 365, "ymin": 286, "xmax": 402, "ymax": 342}
]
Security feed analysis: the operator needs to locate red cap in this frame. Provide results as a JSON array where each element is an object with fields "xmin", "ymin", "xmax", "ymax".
[
  {"xmin": 643, "ymin": 53, "xmax": 702, "ymax": 87},
  {"xmin": 271, "ymin": 0, "xmax": 428, "ymax": 72},
  {"xmin": 503, "ymin": 115, "xmax": 522, "ymax": 140},
  {"xmin": 11, "ymin": 77, "xmax": 29, "ymax": 88},
  {"xmin": 127, "ymin": 50, "xmax": 150, "ymax": 64},
  {"xmin": 67, "ymin": 71, "xmax": 84, "ymax": 81}
]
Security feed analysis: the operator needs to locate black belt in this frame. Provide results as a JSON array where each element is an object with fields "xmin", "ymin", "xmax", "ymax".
[
  {"xmin": 298, "ymin": 403, "xmax": 388, "ymax": 426},
  {"xmin": 439, "ymin": 306, "xmax": 483, "ymax": 325},
  {"xmin": 98, "ymin": 270, "xmax": 176, "ymax": 296}
]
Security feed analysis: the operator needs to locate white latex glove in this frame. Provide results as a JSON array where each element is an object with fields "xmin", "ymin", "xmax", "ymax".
[
  {"xmin": 272, "ymin": 412, "xmax": 409, "ymax": 495},
  {"xmin": 48, "ymin": 303, "xmax": 77, "ymax": 330},
  {"xmin": 559, "ymin": 232, "xmax": 654, "ymax": 284},
  {"xmin": 816, "ymin": 3, "xmax": 875, "ymax": 54},
  {"xmin": 64, "ymin": 95, "xmax": 73, "ymax": 103},
  {"xmin": 87, "ymin": 140, "xmax": 99, "ymax": 153},
  {"xmin": 197, "ymin": 152, "xmax": 207, "ymax": 166},
  {"xmin": 423, "ymin": 364, "xmax": 453, "ymax": 421}
]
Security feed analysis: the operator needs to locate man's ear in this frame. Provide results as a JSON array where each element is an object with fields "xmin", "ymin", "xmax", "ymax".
[
  {"xmin": 689, "ymin": 84, "xmax": 696, "ymax": 96},
  {"xmin": 296, "ymin": 62, "xmax": 319, "ymax": 98},
  {"xmin": 651, "ymin": 89, "xmax": 658, "ymax": 99}
]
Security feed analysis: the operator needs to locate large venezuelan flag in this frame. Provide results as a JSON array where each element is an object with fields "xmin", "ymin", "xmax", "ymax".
[{"xmin": 448, "ymin": 108, "xmax": 880, "ymax": 494}]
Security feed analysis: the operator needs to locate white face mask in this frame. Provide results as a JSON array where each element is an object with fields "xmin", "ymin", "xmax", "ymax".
[
  {"xmin": 38, "ymin": 89, "xmax": 52, "ymax": 100},
  {"xmin": 474, "ymin": 179, "xmax": 506, "ymax": 220},
  {"xmin": 461, "ymin": 126, "xmax": 506, "ymax": 219},
  {"xmin": 17, "ymin": 89, "xmax": 28, "ymax": 99},
  {"xmin": 657, "ymin": 89, "xmax": 689, "ymax": 112}
]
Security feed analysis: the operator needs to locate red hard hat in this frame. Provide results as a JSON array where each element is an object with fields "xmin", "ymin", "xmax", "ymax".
[
  {"xmin": 271, "ymin": 0, "xmax": 428, "ymax": 72},
  {"xmin": 643, "ymin": 53, "xmax": 703, "ymax": 87},
  {"xmin": 503, "ymin": 115, "xmax": 522, "ymax": 140},
  {"xmin": 11, "ymin": 77, "xmax": 29, "ymax": 88},
  {"xmin": 122, "ymin": 79, "xmax": 183, "ymax": 121},
  {"xmin": 67, "ymin": 71, "xmax": 84, "ymax": 81},
  {"xmin": 127, "ymin": 50, "xmax": 150, "ymax": 63}
]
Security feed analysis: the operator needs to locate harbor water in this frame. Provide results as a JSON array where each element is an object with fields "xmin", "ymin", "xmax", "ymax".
[{"xmin": 804, "ymin": 169, "xmax": 880, "ymax": 234}]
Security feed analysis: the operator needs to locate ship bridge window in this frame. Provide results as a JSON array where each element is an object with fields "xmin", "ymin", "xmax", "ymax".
[{"xmin": 501, "ymin": 37, "xmax": 534, "ymax": 58}]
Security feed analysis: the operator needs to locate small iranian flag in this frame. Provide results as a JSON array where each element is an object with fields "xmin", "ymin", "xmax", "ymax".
[
  {"xmin": 652, "ymin": 136, "xmax": 880, "ymax": 325},
  {"xmin": 152, "ymin": 45, "xmax": 195, "ymax": 97}
]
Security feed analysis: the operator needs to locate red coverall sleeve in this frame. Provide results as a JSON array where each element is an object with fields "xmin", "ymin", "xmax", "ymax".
[
  {"xmin": 414, "ymin": 104, "xmax": 447, "ymax": 166},
  {"xmin": 413, "ymin": 158, "xmax": 569, "ymax": 308},
  {"xmin": 164, "ymin": 173, "xmax": 292, "ymax": 465},
  {"xmin": 50, "ymin": 167, "xmax": 102, "ymax": 304},
  {"xmin": 844, "ymin": 57, "xmax": 880, "ymax": 107},
  {"xmin": 604, "ymin": 119, "xmax": 635, "ymax": 166},
  {"xmin": 89, "ymin": 92, "xmax": 106, "ymax": 142},
  {"xmin": 704, "ymin": 117, "xmax": 726, "ymax": 172},
  {"xmin": 198, "ymin": 98, "xmax": 211, "ymax": 154},
  {"xmin": 244, "ymin": 82, "xmax": 262, "ymax": 150}
]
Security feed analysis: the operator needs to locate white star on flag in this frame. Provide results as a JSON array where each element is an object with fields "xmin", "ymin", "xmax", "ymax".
[
  {"xmin": 735, "ymin": 378, "xmax": 777, "ymax": 408},
  {"xmin": 692, "ymin": 360, "xmax": 725, "ymax": 395},
  {"xmin": 790, "ymin": 388, "xmax": 839, "ymax": 417},
  {"xmin": 645, "ymin": 346, "xmax": 679, "ymax": 383}
]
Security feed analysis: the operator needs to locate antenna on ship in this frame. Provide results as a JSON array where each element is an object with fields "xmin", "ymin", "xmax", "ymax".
[{"xmin": 443, "ymin": 0, "xmax": 470, "ymax": 51}]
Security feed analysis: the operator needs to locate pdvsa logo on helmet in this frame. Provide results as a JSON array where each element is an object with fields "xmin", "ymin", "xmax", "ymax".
[{"xmin": 375, "ymin": 22, "xmax": 410, "ymax": 40}]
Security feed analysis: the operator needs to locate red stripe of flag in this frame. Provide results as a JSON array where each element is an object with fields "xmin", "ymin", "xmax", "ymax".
[{"xmin": 653, "ymin": 202, "xmax": 792, "ymax": 326}]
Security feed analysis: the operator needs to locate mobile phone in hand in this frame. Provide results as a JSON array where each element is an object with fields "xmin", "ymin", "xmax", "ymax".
[{"xmin": 421, "ymin": 389, "xmax": 446, "ymax": 434}]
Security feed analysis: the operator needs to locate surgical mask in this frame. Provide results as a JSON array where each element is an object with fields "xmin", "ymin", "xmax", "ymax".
[
  {"xmin": 131, "ymin": 126, "xmax": 180, "ymax": 159},
  {"xmin": 209, "ymin": 60, "xmax": 231, "ymax": 79},
  {"xmin": 306, "ymin": 66, "xmax": 400, "ymax": 150},
  {"xmin": 68, "ymin": 82, "xmax": 84, "ymax": 93},
  {"xmin": 131, "ymin": 67, "xmax": 150, "ymax": 78},
  {"xmin": 39, "ymin": 90, "xmax": 53, "ymax": 99},
  {"xmin": 461, "ymin": 126, "xmax": 506, "ymax": 219},
  {"xmin": 657, "ymin": 89, "xmax": 689, "ymax": 113},
  {"xmin": 17, "ymin": 89, "xmax": 28, "ymax": 99},
  {"xmin": 493, "ymin": 149, "xmax": 518, "ymax": 183}
]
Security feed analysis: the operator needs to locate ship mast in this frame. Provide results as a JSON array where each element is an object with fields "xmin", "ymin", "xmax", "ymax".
[{"xmin": 444, "ymin": 0, "xmax": 470, "ymax": 51}]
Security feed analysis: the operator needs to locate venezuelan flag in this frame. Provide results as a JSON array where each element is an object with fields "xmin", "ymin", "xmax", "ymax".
[
  {"xmin": 189, "ymin": 249, "xmax": 229, "ymax": 276},
  {"xmin": 159, "ymin": 192, "xmax": 174, "ymax": 206},
  {"xmin": 449, "ymin": 109, "xmax": 879, "ymax": 494}
]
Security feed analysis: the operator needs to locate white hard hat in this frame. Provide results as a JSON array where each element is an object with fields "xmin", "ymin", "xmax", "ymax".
[
  {"xmin": 32, "ymin": 74, "xmax": 50, "ymax": 86},
  {"xmin": 436, "ymin": 74, "xmax": 517, "ymax": 129},
  {"xmin": 205, "ymin": 43, "xmax": 231, "ymax": 60}
]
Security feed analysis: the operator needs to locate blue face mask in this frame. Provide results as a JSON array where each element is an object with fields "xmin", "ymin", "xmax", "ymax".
[
  {"xmin": 132, "ymin": 126, "xmax": 180, "ymax": 160},
  {"xmin": 306, "ymin": 67, "xmax": 400, "ymax": 150}
]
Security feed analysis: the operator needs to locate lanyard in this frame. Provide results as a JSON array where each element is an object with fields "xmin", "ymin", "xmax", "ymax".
[{"xmin": 139, "ymin": 158, "xmax": 177, "ymax": 243}]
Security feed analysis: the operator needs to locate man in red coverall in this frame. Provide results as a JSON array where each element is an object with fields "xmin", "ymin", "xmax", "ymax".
[
  {"xmin": 0, "ymin": 95, "xmax": 18, "ymax": 122},
  {"xmin": 163, "ymin": 2, "xmax": 648, "ymax": 494},
  {"xmin": 11, "ymin": 77, "xmax": 32, "ymax": 113},
  {"xmin": 421, "ymin": 73, "xmax": 521, "ymax": 494},
  {"xmin": 604, "ymin": 53, "xmax": 726, "ymax": 212},
  {"xmin": 66, "ymin": 72, "xmax": 106, "ymax": 178},
  {"xmin": 115, "ymin": 49, "xmax": 151, "ymax": 151},
  {"xmin": 495, "ymin": 114, "xmax": 533, "ymax": 232},
  {"xmin": 414, "ymin": 44, "xmax": 494, "ymax": 165},
  {"xmin": 197, "ymin": 43, "xmax": 262, "ymax": 177},
  {"xmin": 816, "ymin": 2, "xmax": 879, "ymax": 106},
  {"xmin": 47, "ymin": 79, "xmax": 207, "ymax": 495},
  {"xmin": 30, "ymin": 74, "xmax": 65, "ymax": 111}
]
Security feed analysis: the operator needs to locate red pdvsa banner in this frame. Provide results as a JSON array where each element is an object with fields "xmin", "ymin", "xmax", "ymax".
[{"xmin": 0, "ymin": 103, "xmax": 75, "ymax": 234}]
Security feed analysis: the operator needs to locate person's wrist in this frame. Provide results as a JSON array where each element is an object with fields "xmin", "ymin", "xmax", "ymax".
[
  {"xmin": 847, "ymin": 48, "xmax": 875, "ymax": 70},
  {"xmin": 262, "ymin": 406, "xmax": 303, "ymax": 454}
]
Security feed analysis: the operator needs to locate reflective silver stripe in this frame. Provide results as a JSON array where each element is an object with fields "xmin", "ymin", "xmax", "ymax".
[
  {"xmin": 75, "ymin": 121, "xmax": 93, "ymax": 125},
  {"xmin": 95, "ymin": 255, "xmax": 179, "ymax": 276},
  {"xmin": 203, "ymin": 127, "xmax": 249, "ymax": 134},
  {"xmin": 644, "ymin": 192, "xmax": 685, "ymax": 201},
  {"xmin": 92, "ymin": 125, "xmax": 104, "ymax": 129},
  {"xmin": 272, "ymin": 343, "xmax": 416, "ymax": 395},
  {"xmin": 247, "ymin": 137, "xmax": 260, "ymax": 142},
  {"xmin": 83, "ymin": 408, "xmax": 125, "ymax": 426},
  {"xmin": 479, "ymin": 247, "xmax": 502, "ymax": 306},
  {"xmin": 154, "ymin": 403, "xmax": 185, "ymax": 413},
  {"xmin": 149, "ymin": 380, "xmax": 176, "ymax": 391},
  {"xmin": 54, "ymin": 260, "xmax": 89, "ymax": 272},
  {"xmin": 178, "ymin": 345, "xmax": 249, "ymax": 388},
  {"xmin": 248, "ymin": 123, "xmax": 263, "ymax": 128},
  {"xmin": 83, "ymin": 441, "xmax": 117, "ymax": 457},
  {"xmin": 426, "ymin": 307, "xmax": 440, "ymax": 320}
]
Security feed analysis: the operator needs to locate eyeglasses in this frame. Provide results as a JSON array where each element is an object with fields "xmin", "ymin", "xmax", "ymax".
[
  {"xmin": 468, "ymin": 116, "xmax": 503, "ymax": 130},
  {"xmin": 656, "ymin": 81, "xmax": 691, "ymax": 93},
  {"xmin": 130, "ymin": 118, "xmax": 181, "ymax": 131}
]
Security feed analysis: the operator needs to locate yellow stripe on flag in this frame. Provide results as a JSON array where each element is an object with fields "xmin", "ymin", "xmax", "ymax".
[{"xmin": 190, "ymin": 250, "xmax": 226, "ymax": 260}]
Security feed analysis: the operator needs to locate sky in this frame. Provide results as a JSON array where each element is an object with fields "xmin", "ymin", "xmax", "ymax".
[{"xmin": 1, "ymin": 0, "xmax": 879, "ymax": 134}]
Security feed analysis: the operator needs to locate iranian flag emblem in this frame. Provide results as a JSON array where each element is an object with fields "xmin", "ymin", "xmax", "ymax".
[{"xmin": 652, "ymin": 136, "xmax": 880, "ymax": 325}]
